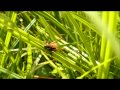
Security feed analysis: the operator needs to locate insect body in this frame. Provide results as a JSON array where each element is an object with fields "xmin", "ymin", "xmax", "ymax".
[{"xmin": 44, "ymin": 41, "xmax": 58, "ymax": 51}]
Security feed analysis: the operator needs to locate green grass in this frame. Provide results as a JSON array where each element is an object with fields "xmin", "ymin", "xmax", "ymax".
[{"xmin": 0, "ymin": 11, "xmax": 119, "ymax": 79}]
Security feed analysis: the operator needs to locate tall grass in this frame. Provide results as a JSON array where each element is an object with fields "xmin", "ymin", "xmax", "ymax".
[{"xmin": 0, "ymin": 11, "xmax": 119, "ymax": 79}]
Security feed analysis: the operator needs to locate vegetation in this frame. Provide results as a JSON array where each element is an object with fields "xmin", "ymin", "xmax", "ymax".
[{"xmin": 0, "ymin": 11, "xmax": 119, "ymax": 79}]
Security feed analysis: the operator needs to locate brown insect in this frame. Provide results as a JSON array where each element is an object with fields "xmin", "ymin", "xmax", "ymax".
[{"xmin": 44, "ymin": 41, "xmax": 58, "ymax": 51}]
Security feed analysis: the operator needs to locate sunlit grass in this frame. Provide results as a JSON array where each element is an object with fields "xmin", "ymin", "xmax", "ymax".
[{"xmin": 0, "ymin": 11, "xmax": 119, "ymax": 79}]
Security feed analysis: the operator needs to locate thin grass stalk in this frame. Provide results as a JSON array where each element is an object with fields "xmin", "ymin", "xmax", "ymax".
[
  {"xmin": 32, "ymin": 11, "xmax": 75, "ymax": 41},
  {"xmin": 67, "ymin": 13, "xmax": 97, "ymax": 67},
  {"xmin": 84, "ymin": 11, "xmax": 120, "ymax": 60},
  {"xmin": 0, "ymin": 14, "xmax": 43, "ymax": 49},
  {"xmin": 1, "ymin": 12, "xmax": 17, "ymax": 67},
  {"xmin": 11, "ymin": 18, "xmax": 36, "ymax": 48},
  {"xmin": 0, "ymin": 66, "xmax": 25, "ymax": 79},
  {"xmin": 26, "ymin": 43, "xmax": 32, "ymax": 75},
  {"xmin": 41, "ymin": 50, "xmax": 68, "ymax": 79},
  {"xmin": 102, "ymin": 12, "xmax": 118, "ymax": 78},
  {"xmin": 97, "ymin": 12, "xmax": 109, "ymax": 79},
  {"xmin": 0, "ymin": 38, "xmax": 14, "ymax": 63},
  {"xmin": 77, "ymin": 56, "xmax": 117, "ymax": 79}
]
